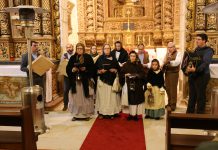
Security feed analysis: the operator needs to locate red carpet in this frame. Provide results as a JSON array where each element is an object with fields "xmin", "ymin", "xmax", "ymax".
[{"xmin": 80, "ymin": 114, "xmax": 146, "ymax": 150}]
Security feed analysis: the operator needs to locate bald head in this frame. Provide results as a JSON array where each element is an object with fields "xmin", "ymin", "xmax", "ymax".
[
  {"xmin": 66, "ymin": 43, "xmax": 73, "ymax": 54},
  {"xmin": 167, "ymin": 42, "xmax": 176, "ymax": 53}
]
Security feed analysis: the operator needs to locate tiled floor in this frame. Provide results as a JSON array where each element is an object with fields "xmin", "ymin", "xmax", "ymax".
[
  {"xmin": 36, "ymin": 102, "xmax": 197, "ymax": 150},
  {"xmin": 0, "ymin": 101, "xmax": 213, "ymax": 150}
]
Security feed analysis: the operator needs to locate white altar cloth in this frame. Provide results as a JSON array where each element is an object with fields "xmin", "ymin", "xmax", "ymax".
[
  {"xmin": 0, "ymin": 65, "xmax": 27, "ymax": 77},
  {"xmin": 210, "ymin": 64, "xmax": 218, "ymax": 79}
]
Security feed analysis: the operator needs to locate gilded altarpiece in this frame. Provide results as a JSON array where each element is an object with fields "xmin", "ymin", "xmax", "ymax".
[
  {"xmin": 0, "ymin": 0, "xmax": 61, "ymax": 109},
  {"xmin": 185, "ymin": 0, "xmax": 218, "ymax": 113},
  {"xmin": 77, "ymin": 0, "xmax": 181, "ymax": 50}
]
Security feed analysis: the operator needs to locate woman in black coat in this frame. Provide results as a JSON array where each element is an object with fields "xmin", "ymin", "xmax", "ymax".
[
  {"xmin": 66, "ymin": 43, "xmax": 95, "ymax": 121},
  {"xmin": 119, "ymin": 51, "xmax": 146, "ymax": 121}
]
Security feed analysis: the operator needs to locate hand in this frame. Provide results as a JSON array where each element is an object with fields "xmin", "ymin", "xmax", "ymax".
[
  {"xmin": 72, "ymin": 67, "xmax": 78, "ymax": 72},
  {"xmin": 80, "ymin": 67, "xmax": 86, "ymax": 71},
  {"xmin": 143, "ymin": 64, "xmax": 148, "ymax": 68},
  {"xmin": 109, "ymin": 68, "xmax": 117, "ymax": 73},
  {"xmin": 125, "ymin": 73, "xmax": 131, "ymax": 77},
  {"xmin": 186, "ymin": 66, "xmax": 196, "ymax": 73},
  {"xmin": 147, "ymin": 83, "xmax": 152, "ymax": 89},
  {"xmin": 120, "ymin": 62, "xmax": 126, "ymax": 67},
  {"xmin": 98, "ymin": 69, "xmax": 107, "ymax": 74}
]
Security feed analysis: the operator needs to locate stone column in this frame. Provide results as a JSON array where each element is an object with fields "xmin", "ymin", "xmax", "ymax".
[
  {"xmin": 153, "ymin": 0, "xmax": 162, "ymax": 44},
  {"xmin": 163, "ymin": 0, "xmax": 174, "ymax": 43},
  {"xmin": 0, "ymin": 0, "xmax": 11, "ymax": 37},
  {"xmin": 32, "ymin": 0, "xmax": 42, "ymax": 36},
  {"xmin": 86, "ymin": 0, "xmax": 94, "ymax": 32},
  {"xmin": 206, "ymin": 0, "xmax": 216, "ymax": 31},
  {"xmin": 96, "ymin": 0, "xmax": 104, "ymax": 32},
  {"xmin": 195, "ymin": 0, "xmax": 206, "ymax": 31},
  {"xmin": 42, "ymin": 0, "xmax": 52, "ymax": 36}
]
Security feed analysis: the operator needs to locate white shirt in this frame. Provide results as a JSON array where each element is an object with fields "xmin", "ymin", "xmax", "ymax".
[{"xmin": 169, "ymin": 51, "xmax": 182, "ymax": 67}]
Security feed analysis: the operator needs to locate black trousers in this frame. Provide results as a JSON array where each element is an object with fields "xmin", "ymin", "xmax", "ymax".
[
  {"xmin": 187, "ymin": 73, "xmax": 210, "ymax": 114},
  {"xmin": 63, "ymin": 76, "xmax": 71, "ymax": 106}
]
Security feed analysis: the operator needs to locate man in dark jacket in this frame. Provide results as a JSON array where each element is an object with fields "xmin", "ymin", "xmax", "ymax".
[
  {"xmin": 185, "ymin": 33, "xmax": 214, "ymax": 114},
  {"xmin": 61, "ymin": 43, "xmax": 74, "ymax": 111},
  {"xmin": 111, "ymin": 41, "xmax": 128, "ymax": 67},
  {"xmin": 20, "ymin": 41, "xmax": 44, "ymax": 88}
]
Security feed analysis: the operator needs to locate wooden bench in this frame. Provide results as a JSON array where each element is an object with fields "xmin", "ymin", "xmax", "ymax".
[
  {"xmin": 0, "ymin": 106, "xmax": 39, "ymax": 150},
  {"xmin": 166, "ymin": 107, "xmax": 218, "ymax": 150}
]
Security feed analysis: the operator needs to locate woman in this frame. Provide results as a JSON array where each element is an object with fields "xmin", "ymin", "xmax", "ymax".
[
  {"xmin": 66, "ymin": 43, "xmax": 95, "ymax": 121},
  {"xmin": 95, "ymin": 44, "xmax": 121, "ymax": 119},
  {"xmin": 144, "ymin": 59, "xmax": 165, "ymax": 120},
  {"xmin": 119, "ymin": 51, "xmax": 146, "ymax": 121},
  {"xmin": 90, "ymin": 45, "xmax": 100, "ymax": 63}
]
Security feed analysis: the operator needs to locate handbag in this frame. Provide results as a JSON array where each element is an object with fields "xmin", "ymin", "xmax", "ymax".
[{"xmin": 112, "ymin": 74, "xmax": 121, "ymax": 92}]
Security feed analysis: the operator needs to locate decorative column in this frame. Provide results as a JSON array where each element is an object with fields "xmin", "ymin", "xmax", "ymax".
[
  {"xmin": 163, "ymin": 0, "xmax": 174, "ymax": 43},
  {"xmin": 53, "ymin": 0, "xmax": 61, "ymax": 59},
  {"xmin": 206, "ymin": 0, "xmax": 217, "ymax": 31},
  {"xmin": 96, "ymin": 0, "xmax": 104, "ymax": 32},
  {"xmin": 32, "ymin": 0, "xmax": 42, "ymax": 36},
  {"xmin": 195, "ymin": 0, "xmax": 206, "ymax": 31},
  {"xmin": 42, "ymin": 0, "xmax": 52, "ymax": 36},
  {"xmin": 86, "ymin": 0, "xmax": 94, "ymax": 32},
  {"xmin": 0, "ymin": 0, "xmax": 11, "ymax": 37},
  {"xmin": 96, "ymin": 0, "xmax": 105, "ymax": 45},
  {"xmin": 186, "ymin": 0, "xmax": 195, "ymax": 51},
  {"xmin": 153, "ymin": 0, "xmax": 162, "ymax": 45}
]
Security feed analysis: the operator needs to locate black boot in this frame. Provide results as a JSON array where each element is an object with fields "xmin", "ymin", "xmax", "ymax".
[
  {"xmin": 127, "ymin": 115, "xmax": 133, "ymax": 121},
  {"xmin": 133, "ymin": 115, "xmax": 138, "ymax": 121}
]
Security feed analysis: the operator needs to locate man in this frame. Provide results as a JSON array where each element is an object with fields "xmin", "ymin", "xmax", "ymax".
[
  {"xmin": 20, "ymin": 41, "xmax": 44, "ymax": 88},
  {"xmin": 185, "ymin": 33, "xmax": 213, "ymax": 114},
  {"xmin": 137, "ymin": 43, "xmax": 150, "ymax": 74},
  {"xmin": 111, "ymin": 41, "xmax": 128, "ymax": 67},
  {"xmin": 61, "ymin": 43, "xmax": 74, "ymax": 111},
  {"xmin": 163, "ymin": 42, "xmax": 182, "ymax": 111}
]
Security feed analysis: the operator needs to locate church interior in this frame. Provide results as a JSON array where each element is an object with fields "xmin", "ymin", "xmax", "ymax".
[{"xmin": 0, "ymin": 0, "xmax": 218, "ymax": 150}]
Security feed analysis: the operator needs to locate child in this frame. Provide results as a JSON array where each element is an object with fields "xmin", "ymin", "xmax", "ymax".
[{"xmin": 144, "ymin": 59, "xmax": 165, "ymax": 120}]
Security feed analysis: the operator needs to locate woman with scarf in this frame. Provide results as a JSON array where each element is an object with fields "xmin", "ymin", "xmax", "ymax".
[
  {"xmin": 66, "ymin": 43, "xmax": 95, "ymax": 121},
  {"xmin": 119, "ymin": 51, "xmax": 146, "ymax": 121},
  {"xmin": 95, "ymin": 44, "xmax": 121, "ymax": 119},
  {"xmin": 144, "ymin": 59, "xmax": 165, "ymax": 120},
  {"xmin": 90, "ymin": 45, "xmax": 100, "ymax": 63}
]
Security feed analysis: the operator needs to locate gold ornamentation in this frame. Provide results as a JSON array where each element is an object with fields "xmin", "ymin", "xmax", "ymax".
[
  {"xmin": 14, "ymin": 42, "xmax": 27, "ymax": 58},
  {"xmin": 86, "ymin": 0, "xmax": 94, "ymax": 32},
  {"xmin": 0, "ymin": 42, "xmax": 9, "ymax": 59},
  {"xmin": 0, "ymin": 0, "xmax": 11, "ymax": 37},
  {"xmin": 32, "ymin": 0, "xmax": 42, "ymax": 36},
  {"xmin": 53, "ymin": 0, "xmax": 61, "ymax": 59},
  {"xmin": 42, "ymin": 0, "xmax": 52, "ymax": 35},
  {"xmin": 96, "ymin": 0, "xmax": 104, "ymax": 31}
]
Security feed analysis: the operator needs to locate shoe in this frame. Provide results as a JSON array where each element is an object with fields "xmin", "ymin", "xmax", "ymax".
[
  {"xmin": 154, "ymin": 117, "xmax": 160, "ymax": 120},
  {"xmin": 62, "ymin": 106, "xmax": 68, "ymax": 111},
  {"xmin": 144, "ymin": 115, "xmax": 150, "ymax": 119},
  {"xmin": 84, "ymin": 117, "xmax": 91, "ymax": 121},
  {"xmin": 71, "ymin": 117, "xmax": 77, "ymax": 121},
  {"xmin": 165, "ymin": 104, "xmax": 170, "ymax": 108},
  {"xmin": 98, "ymin": 115, "xmax": 104, "ymax": 119},
  {"xmin": 114, "ymin": 114, "xmax": 120, "ymax": 118},
  {"xmin": 133, "ymin": 115, "xmax": 138, "ymax": 121},
  {"xmin": 127, "ymin": 115, "xmax": 133, "ymax": 121}
]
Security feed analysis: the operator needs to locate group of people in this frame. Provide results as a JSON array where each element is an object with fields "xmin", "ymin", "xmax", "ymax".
[
  {"xmin": 60, "ymin": 40, "xmax": 183, "ymax": 121},
  {"xmin": 21, "ymin": 33, "xmax": 214, "ymax": 122}
]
